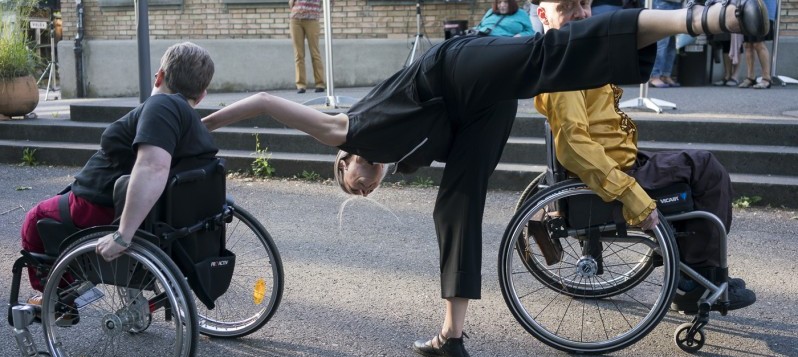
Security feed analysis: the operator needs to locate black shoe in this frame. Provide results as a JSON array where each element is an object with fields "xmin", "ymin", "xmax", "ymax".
[
  {"xmin": 314, "ymin": 87, "xmax": 325, "ymax": 93},
  {"xmin": 297, "ymin": 88, "xmax": 306, "ymax": 94},
  {"xmin": 671, "ymin": 280, "xmax": 756, "ymax": 314},
  {"xmin": 412, "ymin": 333, "xmax": 470, "ymax": 357}
]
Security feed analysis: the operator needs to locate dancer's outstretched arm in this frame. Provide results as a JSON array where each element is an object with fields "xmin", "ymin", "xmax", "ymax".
[{"xmin": 202, "ymin": 92, "xmax": 348, "ymax": 147}]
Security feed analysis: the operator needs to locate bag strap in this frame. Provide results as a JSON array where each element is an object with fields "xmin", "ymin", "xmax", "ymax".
[
  {"xmin": 484, "ymin": 14, "xmax": 507, "ymax": 34},
  {"xmin": 58, "ymin": 193, "xmax": 77, "ymax": 232}
]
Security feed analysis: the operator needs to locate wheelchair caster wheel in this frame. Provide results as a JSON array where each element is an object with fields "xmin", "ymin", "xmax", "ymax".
[{"xmin": 674, "ymin": 322, "xmax": 705, "ymax": 353}]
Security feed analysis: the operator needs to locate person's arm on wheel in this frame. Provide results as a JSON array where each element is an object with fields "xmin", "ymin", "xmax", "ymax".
[{"xmin": 95, "ymin": 144, "xmax": 171, "ymax": 261}]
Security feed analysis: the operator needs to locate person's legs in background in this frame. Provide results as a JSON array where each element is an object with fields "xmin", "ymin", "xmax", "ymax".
[
  {"xmin": 649, "ymin": 0, "xmax": 682, "ymax": 87},
  {"xmin": 304, "ymin": 19, "xmax": 326, "ymax": 92},
  {"xmin": 659, "ymin": 34, "xmax": 679, "ymax": 86},
  {"xmin": 649, "ymin": 37, "xmax": 671, "ymax": 87},
  {"xmin": 751, "ymin": 40, "xmax": 772, "ymax": 88},
  {"xmin": 290, "ymin": 18, "xmax": 308, "ymax": 93},
  {"xmin": 739, "ymin": 22, "xmax": 773, "ymax": 89},
  {"xmin": 713, "ymin": 37, "xmax": 740, "ymax": 86}
]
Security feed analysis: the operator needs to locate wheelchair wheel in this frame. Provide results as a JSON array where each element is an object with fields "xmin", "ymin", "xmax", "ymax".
[
  {"xmin": 195, "ymin": 205, "xmax": 284, "ymax": 338},
  {"xmin": 498, "ymin": 180, "xmax": 679, "ymax": 354},
  {"xmin": 41, "ymin": 230, "xmax": 197, "ymax": 357},
  {"xmin": 513, "ymin": 177, "xmax": 657, "ymax": 298}
]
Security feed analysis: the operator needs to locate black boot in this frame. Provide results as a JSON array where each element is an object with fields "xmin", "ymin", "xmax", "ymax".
[{"xmin": 412, "ymin": 333, "xmax": 470, "ymax": 357}]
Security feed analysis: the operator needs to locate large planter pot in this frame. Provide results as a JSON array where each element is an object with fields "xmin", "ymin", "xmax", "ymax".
[{"xmin": 0, "ymin": 75, "xmax": 39, "ymax": 119}]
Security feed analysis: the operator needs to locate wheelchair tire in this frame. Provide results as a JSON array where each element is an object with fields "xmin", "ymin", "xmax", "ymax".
[
  {"xmin": 195, "ymin": 204, "xmax": 284, "ymax": 338},
  {"xmin": 498, "ymin": 180, "xmax": 679, "ymax": 354},
  {"xmin": 513, "ymin": 177, "xmax": 657, "ymax": 298},
  {"xmin": 41, "ymin": 229, "xmax": 198, "ymax": 357}
]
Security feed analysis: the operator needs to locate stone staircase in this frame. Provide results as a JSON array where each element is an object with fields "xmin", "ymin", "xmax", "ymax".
[{"xmin": 1, "ymin": 102, "xmax": 797, "ymax": 207}]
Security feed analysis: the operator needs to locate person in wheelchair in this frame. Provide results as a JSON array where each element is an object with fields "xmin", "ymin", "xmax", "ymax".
[
  {"xmin": 20, "ymin": 42, "xmax": 218, "ymax": 317},
  {"xmin": 532, "ymin": 0, "xmax": 756, "ymax": 314},
  {"xmin": 201, "ymin": 1, "xmax": 768, "ymax": 353}
]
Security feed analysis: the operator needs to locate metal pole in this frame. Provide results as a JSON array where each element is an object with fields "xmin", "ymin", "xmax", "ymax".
[
  {"xmin": 302, "ymin": 0, "xmax": 358, "ymax": 109},
  {"xmin": 770, "ymin": 0, "xmax": 798, "ymax": 85},
  {"xmin": 322, "ymin": 0, "xmax": 334, "ymax": 99},
  {"xmin": 74, "ymin": 0, "xmax": 85, "ymax": 98},
  {"xmin": 136, "ymin": 0, "xmax": 152, "ymax": 103}
]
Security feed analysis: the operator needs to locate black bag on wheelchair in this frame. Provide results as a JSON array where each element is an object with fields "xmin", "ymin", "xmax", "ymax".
[{"xmin": 113, "ymin": 158, "xmax": 236, "ymax": 310}]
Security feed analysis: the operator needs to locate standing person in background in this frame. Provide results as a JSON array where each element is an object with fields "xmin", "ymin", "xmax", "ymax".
[
  {"xmin": 648, "ymin": 0, "xmax": 683, "ymax": 87},
  {"xmin": 738, "ymin": 0, "xmax": 776, "ymax": 89},
  {"xmin": 289, "ymin": 0, "xmax": 326, "ymax": 94},
  {"xmin": 711, "ymin": 33, "xmax": 742, "ymax": 86},
  {"xmin": 475, "ymin": 0, "xmax": 536, "ymax": 37}
]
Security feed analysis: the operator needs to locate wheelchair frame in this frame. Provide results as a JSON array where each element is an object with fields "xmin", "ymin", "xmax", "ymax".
[
  {"xmin": 498, "ymin": 124, "xmax": 731, "ymax": 354},
  {"xmin": 7, "ymin": 158, "xmax": 284, "ymax": 356}
]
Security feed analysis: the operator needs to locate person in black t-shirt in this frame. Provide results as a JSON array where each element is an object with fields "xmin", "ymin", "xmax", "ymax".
[{"xmin": 21, "ymin": 43, "xmax": 217, "ymax": 295}]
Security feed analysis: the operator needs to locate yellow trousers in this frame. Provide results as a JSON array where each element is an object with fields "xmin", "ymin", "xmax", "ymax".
[{"xmin": 290, "ymin": 18, "xmax": 325, "ymax": 90}]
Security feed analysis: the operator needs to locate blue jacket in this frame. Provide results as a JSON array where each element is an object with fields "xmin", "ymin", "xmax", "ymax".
[{"xmin": 476, "ymin": 9, "xmax": 535, "ymax": 37}]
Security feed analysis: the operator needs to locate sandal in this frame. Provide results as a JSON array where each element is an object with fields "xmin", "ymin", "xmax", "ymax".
[
  {"xmin": 738, "ymin": 77, "xmax": 756, "ymax": 88},
  {"xmin": 752, "ymin": 78, "xmax": 771, "ymax": 89},
  {"xmin": 685, "ymin": 0, "xmax": 770, "ymax": 37},
  {"xmin": 725, "ymin": 78, "xmax": 739, "ymax": 86}
]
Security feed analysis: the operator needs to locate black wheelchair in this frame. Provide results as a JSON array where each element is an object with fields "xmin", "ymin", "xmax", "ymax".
[
  {"xmin": 8, "ymin": 158, "xmax": 284, "ymax": 356},
  {"xmin": 498, "ymin": 124, "xmax": 732, "ymax": 354}
]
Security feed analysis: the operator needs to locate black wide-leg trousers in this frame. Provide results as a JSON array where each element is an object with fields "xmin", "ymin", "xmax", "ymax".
[{"xmin": 432, "ymin": 9, "xmax": 657, "ymax": 299}]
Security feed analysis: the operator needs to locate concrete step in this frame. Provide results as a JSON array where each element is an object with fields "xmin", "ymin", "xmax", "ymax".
[
  {"xmin": 0, "ymin": 139, "xmax": 544, "ymax": 192},
  {"xmin": 2, "ymin": 110, "xmax": 797, "ymax": 206},
  {"xmin": 3, "ymin": 119, "xmax": 794, "ymax": 176},
  {"xmin": 2, "ymin": 136, "xmax": 796, "ymax": 207},
  {"xmin": 69, "ymin": 102, "xmax": 798, "ymax": 147}
]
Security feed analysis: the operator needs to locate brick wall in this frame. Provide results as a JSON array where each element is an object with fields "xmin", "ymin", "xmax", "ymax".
[
  {"xmin": 784, "ymin": 0, "xmax": 798, "ymax": 36},
  {"xmin": 59, "ymin": 0, "xmax": 495, "ymax": 40},
  {"xmin": 57, "ymin": 0, "xmax": 797, "ymax": 42}
]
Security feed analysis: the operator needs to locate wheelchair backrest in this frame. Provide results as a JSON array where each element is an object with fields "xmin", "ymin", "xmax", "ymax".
[
  {"xmin": 113, "ymin": 158, "xmax": 233, "ymax": 309},
  {"xmin": 112, "ymin": 158, "xmax": 227, "ymax": 251}
]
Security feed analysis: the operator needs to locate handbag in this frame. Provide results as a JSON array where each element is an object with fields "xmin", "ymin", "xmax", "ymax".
[{"xmin": 467, "ymin": 13, "xmax": 507, "ymax": 36}]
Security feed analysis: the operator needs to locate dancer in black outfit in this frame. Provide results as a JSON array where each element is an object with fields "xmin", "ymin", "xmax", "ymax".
[{"xmin": 202, "ymin": 2, "xmax": 770, "ymax": 355}]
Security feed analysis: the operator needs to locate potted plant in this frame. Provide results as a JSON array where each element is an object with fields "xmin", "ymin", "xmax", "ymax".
[{"xmin": 0, "ymin": 0, "xmax": 40, "ymax": 120}]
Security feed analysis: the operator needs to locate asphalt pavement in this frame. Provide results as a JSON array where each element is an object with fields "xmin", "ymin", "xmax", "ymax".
[{"xmin": 1, "ymin": 164, "xmax": 797, "ymax": 356}]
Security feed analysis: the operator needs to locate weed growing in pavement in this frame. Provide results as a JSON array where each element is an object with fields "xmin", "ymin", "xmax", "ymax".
[
  {"xmin": 20, "ymin": 147, "xmax": 38, "ymax": 166},
  {"xmin": 251, "ymin": 135, "xmax": 275, "ymax": 178}
]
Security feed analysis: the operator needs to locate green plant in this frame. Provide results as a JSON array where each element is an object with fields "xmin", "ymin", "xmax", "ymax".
[
  {"xmin": 732, "ymin": 195, "xmax": 762, "ymax": 208},
  {"xmin": 20, "ymin": 147, "xmax": 37, "ymax": 166},
  {"xmin": 411, "ymin": 176, "xmax": 434, "ymax": 188},
  {"xmin": 250, "ymin": 134, "xmax": 275, "ymax": 178},
  {"xmin": 299, "ymin": 170, "xmax": 320, "ymax": 181},
  {"xmin": 0, "ymin": 0, "xmax": 41, "ymax": 81}
]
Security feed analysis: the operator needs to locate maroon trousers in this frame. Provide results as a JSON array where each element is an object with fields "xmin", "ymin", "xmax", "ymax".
[
  {"xmin": 628, "ymin": 150, "xmax": 733, "ymax": 268},
  {"xmin": 21, "ymin": 192, "xmax": 115, "ymax": 291}
]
